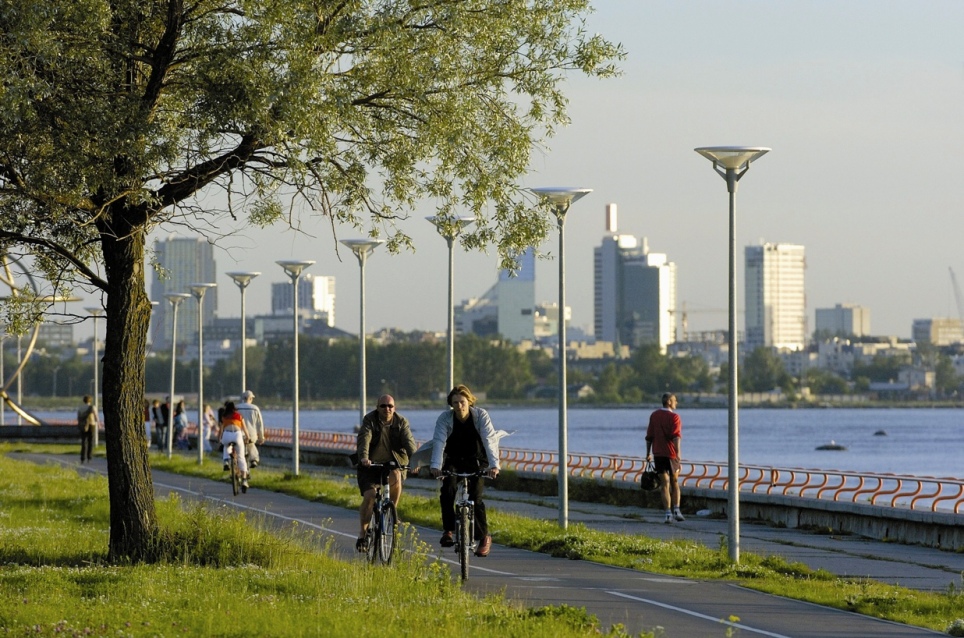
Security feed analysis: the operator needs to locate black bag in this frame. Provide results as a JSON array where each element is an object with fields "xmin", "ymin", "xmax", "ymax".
[{"xmin": 639, "ymin": 462, "xmax": 661, "ymax": 491}]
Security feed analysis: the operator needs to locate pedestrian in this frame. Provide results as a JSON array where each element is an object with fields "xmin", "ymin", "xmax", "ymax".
[
  {"xmin": 429, "ymin": 384, "xmax": 501, "ymax": 558},
  {"xmin": 645, "ymin": 392, "xmax": 685, "ymax": 524},
  {"xmin": 202, "ymin": 404, "xmax": 217, "ymax": 453},
  {"xmin": 354, "ymin": 394, "xmax": 417, "ymax": 552},
  {"xmin": 143, "ymin": 399, "xmax": 152, "ymax": 444},
  {"xmin": 77, "ymin": 395, "xmax": 97, "ymax": 463},
  {"xmin": 173, "ymin": 400, "xmax": 189, "ymax": 450},
  {"xmin": 151, "ymin": 399, "xmax": 166, "ymax": 449},
  {"xmin": 236, "ymin": 390, "xmax": 265, "ymax": 469}
]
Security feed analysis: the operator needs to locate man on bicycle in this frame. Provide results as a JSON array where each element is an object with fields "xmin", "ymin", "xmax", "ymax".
[
  {"xmin": 429, "ymin": 384, "xmax": 501, "ymax": 557},
  {"xmin": 355, "ymin": 395, "xmax": 417, "ymax": 552}
]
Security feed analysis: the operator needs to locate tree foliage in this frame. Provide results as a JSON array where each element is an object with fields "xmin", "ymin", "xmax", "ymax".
[{"xmin": 0, "ymin": 0, "xmax": 622, "ymax": 560}]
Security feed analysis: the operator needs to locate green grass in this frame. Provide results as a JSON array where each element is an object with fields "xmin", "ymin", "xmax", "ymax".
[
  {"xmin": 0, "ymin": 446, "xmax": 654, "ymax": 638},
  {"xmin": 5, "ymin": 443, "xmax": 964, "ymax": 635}
]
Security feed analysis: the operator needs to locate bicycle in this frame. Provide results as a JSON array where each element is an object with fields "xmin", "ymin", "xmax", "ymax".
[
  {"xmin": 225, "ymin": 441, "xmax": 247, "ymax": 495},
  {"xmin": 439, "ymin": 469, "xmax": 488, "ymax": 581},
  {"xmin": 362, "ymin": 461, "xmax": 407, "ymax": 565}
]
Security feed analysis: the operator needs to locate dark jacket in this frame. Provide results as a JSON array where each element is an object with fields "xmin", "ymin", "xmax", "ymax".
[{"xmin": 356, "ymin": 410, "xmax": 417, "ymax": 467}]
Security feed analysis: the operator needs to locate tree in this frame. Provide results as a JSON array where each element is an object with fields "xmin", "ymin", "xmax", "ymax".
[
  {"xmin": 0, "ymin": 1, "xmax": 621, "ymax": 561},
  {"xmin": 741, "ymin": 347, "xmax": 791, "ymax": 393}
]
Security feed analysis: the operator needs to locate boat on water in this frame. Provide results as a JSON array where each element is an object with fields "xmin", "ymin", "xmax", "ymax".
[{"xmin": 815, "ymin": 440, "xmax": 847, "ymax": 451}]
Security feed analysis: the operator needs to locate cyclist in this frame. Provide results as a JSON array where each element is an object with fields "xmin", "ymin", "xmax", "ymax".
[
  {"xmin": 355, "ymin": 394, "xmax": 417, "ymax": 552},
  {"xmin": 429, "ymin": 384, "xmax": 501, "ymax": 558},
  {"xmin": 218, "ymin": 400, "xmax": 249, "ymax": 491}
]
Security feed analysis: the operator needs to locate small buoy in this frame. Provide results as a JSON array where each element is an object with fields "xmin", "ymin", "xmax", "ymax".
[
  {"xmin": 874, "ymin": 430, "xmax": 887, "ymax": 436},
  {"xmin": 815, "ymin": 440, "xmax": 847, "ymax": 451}
]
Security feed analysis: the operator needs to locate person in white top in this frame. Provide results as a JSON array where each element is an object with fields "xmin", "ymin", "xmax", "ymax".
[{"xmin": 236, "ymin": 390, "xmax": 266, "ymax": 468}]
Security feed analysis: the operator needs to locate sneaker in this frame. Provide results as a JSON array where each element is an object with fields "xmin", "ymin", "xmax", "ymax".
[
  {"xmin": 356, "ymin": 537, "xmax": 368, "ymax": 553},
  {"xmin": 664, "ymin": 512, "xmax": 674, "ymax": 524},
  {"xmin": 439, "ymin": 531, "xmax": 455, "ymax": 547},
  {"xmin": 250, "ymin": 460, "xmax": 259, "ymax": 468},
  {"xmin": 241, "ymin": 479, "xmax": 249, "ymax": 493},
  {"xmin": 223, "ymin": 462, "xmax": 229, "ymax": 471},
  {"xmin": 475, "ymin": 535, "xmax": 492, "ymax": 557},
  {"xmin": 673, "ymin": 509, "xmax": 686, "ymax": 522}
]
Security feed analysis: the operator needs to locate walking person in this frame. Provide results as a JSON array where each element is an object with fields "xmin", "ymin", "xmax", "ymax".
[
  {"xmin": 645, "ymin": 392, "xmax": 684, "ymax": 524},
  {"xmin": 354, "ymin": 394, "xmax": 417, "ymax": 552},
  {"xmin": 430, "ymin": 384, "xmax": 501, "ymax": 558},
  {"xmin": 236, "ymin": 390, "xmax": 265, "ymax": 469},
  {"xmin": 202, "ymin": 404, "xmax": 217, "ymax": 453},
  {"xmin": 172, "ymin": 400, "xmax": 189, "ymax": 450},
  {"xmin": 77, "ymin": 395, "xmax": 97, "ymax": 463},
  {"xmin": 151, "ymin": 399, "xmax": 166, "ymax": 449}
]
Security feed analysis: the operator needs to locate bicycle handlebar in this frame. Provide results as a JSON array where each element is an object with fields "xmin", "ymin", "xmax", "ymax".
[
  {"xmin": 365, "ymin": 461, "xmax": 410, "ymax": 471},
  {"xmin": 437, "ymin": 469, "xmax": 491, "ymax": 479}
]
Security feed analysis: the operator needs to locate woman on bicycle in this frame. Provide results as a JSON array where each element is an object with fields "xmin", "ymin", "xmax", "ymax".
[
  {"xmin": 218, "ymin": 401, "xmax": 249, "ymax": 491},
  {"xmin": 429, "ymin": 384, "xmax": 501, "ymax": 557},
  {"xmin": 355, "ymin": 394, "xmax": 417, "ymax": 552}
]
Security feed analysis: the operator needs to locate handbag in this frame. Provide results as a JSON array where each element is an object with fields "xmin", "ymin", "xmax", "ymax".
[{"xmin": 639, "ymin": 461, "xmax": 661, "ymax": 491}]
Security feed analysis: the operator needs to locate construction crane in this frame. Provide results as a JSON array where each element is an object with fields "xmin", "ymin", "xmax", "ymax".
[{"xmin": 950, "ymin": 267, "xmax": 964, "ymax": 325}]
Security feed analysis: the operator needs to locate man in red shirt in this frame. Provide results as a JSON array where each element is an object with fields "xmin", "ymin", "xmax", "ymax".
[{"xmin": 645, "ymin": 392, "xmax": 684, "ymax": 524}]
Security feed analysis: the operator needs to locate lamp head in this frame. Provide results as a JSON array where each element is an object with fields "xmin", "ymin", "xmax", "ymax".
[
  {"xmin": 188, "ymin": 283, "xmax": 217, "ymax": 300},
  {"xmin": 164, "ymin": 293, "xmax": 191, "ymax": 306},
  {"xmin": 226, "ymin": 271, "xmax": 261, "ymax": 288},
  {"xmin": 276, "ymin": 260, "xmax": 315, "ymax": 279},
  {"xmin": 694, "ymin": 146, "xmax": 770, "ymax": 171},
  {"xmin": 426, "ymin": 215, "xmax": 475, "ymax": 240}
]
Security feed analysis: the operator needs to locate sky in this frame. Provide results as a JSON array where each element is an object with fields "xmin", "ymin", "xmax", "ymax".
[{"xmin": 76, "ymin": 2, "xmax": 964, "ymax": 341}]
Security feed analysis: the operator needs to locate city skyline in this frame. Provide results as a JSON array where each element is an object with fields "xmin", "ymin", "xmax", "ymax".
[{"xmin": 69, "ymin": 3, "xmax": 964, "ymax": 342}]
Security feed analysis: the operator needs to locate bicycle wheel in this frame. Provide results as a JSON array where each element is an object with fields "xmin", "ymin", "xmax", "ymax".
[
  {"xmin": 378, "ymin": 501, "xmax": 397, "ymax": 565},
  {"xmin": 366, "ymin": 511, "xmax": 379, "ymax": 564},
  {"xmin": 229, "ymin": 450, "xmax": 240, "ymax": 496},
  {"xmin": 457, "ymin": 505, "xmax": 471, "ymax": 581}
]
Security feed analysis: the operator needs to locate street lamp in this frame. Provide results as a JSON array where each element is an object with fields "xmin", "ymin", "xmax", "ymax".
[
  {"xmin": 340, "ymin": 239, "xmax": 384, "ymax": 429},
  {"xmin": 426, "ymin": 216, "xmax": 475, "ymax": 392},
  {"xmin": 164, "ymin": 293, "xmax": 190, "ymax": 457},
  {"xmin": 277, "ymin": 260, "xmax": 315, "ymax": 475},
  {"xmin": 226, "ymin": 271, "xmax": 261, "ymax": 393},
  {"xmin": 85, "ymin": 307, "xmax": 104, "ymax": 447},
  {"xmin": 694, "ymin": 145, "xmax": 770, "ymax": 563},
  {"xmin": 189, "ymin": 283, "xmax": 217, "ymax": 464},
  {"xmin": 530, "ymin": 187, "xmax": 592, "ymax": 529}
]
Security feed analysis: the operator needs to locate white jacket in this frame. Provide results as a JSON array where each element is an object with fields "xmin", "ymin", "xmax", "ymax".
[
  {"xmin": 235, "ymin": 401, "xmax": 265, "ymax": 443},
  {"xmin": 430, "ymin": 406, "xmax": 501, "ymax": 471}
]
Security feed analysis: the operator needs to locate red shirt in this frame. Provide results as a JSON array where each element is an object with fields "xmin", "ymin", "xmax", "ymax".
[{"xmin": 646, "ymin": 409, "xmax": 681, "ymax": 459}]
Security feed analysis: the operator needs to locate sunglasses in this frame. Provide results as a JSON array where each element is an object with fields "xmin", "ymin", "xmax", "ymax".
[{"xmin": 378, "ymin": 404, "xmax": 395, "ymax": 409}]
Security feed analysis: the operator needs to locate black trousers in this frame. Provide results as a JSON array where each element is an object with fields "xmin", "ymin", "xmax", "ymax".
[
  {"xmin": 440, "ymin": 470, "xmax": 488, "ymax": 540},
  {"xmin": 80, "ymin": 430, "xmax": 94, "ymax": 462}
]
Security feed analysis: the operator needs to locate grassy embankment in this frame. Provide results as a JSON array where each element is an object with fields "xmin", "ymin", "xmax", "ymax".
[{"xmin": 3, "ymin": 443, "xmax": 964, "ymax": 636}]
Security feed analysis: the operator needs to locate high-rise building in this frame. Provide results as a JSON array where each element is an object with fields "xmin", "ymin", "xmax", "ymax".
[
  {"xmin": 271, "ymin": 273, "xmax": 335, "ymax": 326},
  {"xmin": 456, "ymin": 248, "xmax": 537, "ymax": 342},
  {"xmin": 912, "ymin": 318, "xmax": 963, "ymax": 346},
  {"xmin": 815, "ymin": 303, "xmax": 871, "ymax": 337},
  {"xmin": 744, "ymin": 242, "xmax": 806, "ymax": 351},
  {"xmin": 150, "ymin": 235, "xmax": 217, "ymax": 350},
  {"xmin": 593, "ymin": 203, "xmax": 676, "ymax": 352}
]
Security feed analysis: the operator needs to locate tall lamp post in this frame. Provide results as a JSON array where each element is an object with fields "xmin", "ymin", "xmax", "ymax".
[
  {"xmin": 426, "ymin": 216, "xmax": 475, "ymax": 392},
  {"xmin": 226, "ymin": 271, "xmax": 261, "ymax": 393},
  {"xmin": 530, "ymin": 187, "xmax": 592, "ymax": 529},
  {"xmin": 164, "ymin": 293, "xmax": 190, "ymax": 457},
  {"xmin": 277, "ymin": 260, "xmax": 315, "ymax": 476},
  {"xmin": 189, "ymin": 283, "xmax": 217, "ymax": 464},
  {"xmin": 85, "ymin": 307, "xmax": 104, "ymax": 448},
  {"xmin": 341, "ymin": 239, "xmax": 384, "ymax": 428},
  {"xmin": 694, "ymin": 146, "xmax": 770, "ymax": 563}
]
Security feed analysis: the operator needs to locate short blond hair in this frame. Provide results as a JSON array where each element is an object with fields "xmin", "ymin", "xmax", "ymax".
[{"xmin": 447, "ymin": 384, "xmax": 477, "ymax": 407}]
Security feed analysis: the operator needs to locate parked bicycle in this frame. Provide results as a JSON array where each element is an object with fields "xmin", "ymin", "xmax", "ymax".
[
  {"xmin": 439, "ymin": 469, "xmax": 488, "ymax": 581},
  {"xmin": 225, "ymin": 441, "xmax": 247, "ymax": 495},
  {"xmin": 362, "ymin": 461, "xmax": 407, "ymax": 565}
]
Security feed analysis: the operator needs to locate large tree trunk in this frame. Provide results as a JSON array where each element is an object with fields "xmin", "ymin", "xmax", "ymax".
[{"xmin": 99, "ymin": 220, "xmax": 158, "ymax": 562}]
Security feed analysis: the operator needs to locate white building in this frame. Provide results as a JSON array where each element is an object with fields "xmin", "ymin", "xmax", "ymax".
[
  {"xmin": 815, "ymin": 303, "xmax": 871, "ymax": 337},
  {"xmin": 271, "ymin": 273, "xmax": 336, "ymax": 326},
  {"xmin": 456, "ymin": 249, "xmax": 537, "ymax": 342},
  {"xmin": 911, "ymin": 318, "xmax": 963, "ymax": 346},
  {"xmin": 745, "ymin": 242, "xmax": 806, "ymax": 352}
]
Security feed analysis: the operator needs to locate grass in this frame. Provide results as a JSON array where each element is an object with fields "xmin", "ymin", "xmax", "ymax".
[
  {"xmin": 5, "ymin": 443, "xmax": 964, "ymax": 635},
  {"xmin": 0, "ymin": 445, "xmax": 653, "ymax": 638}
]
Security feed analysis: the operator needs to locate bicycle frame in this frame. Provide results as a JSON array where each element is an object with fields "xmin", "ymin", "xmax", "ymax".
[
  {"xmin": 364, "ymin": 462, "xmax": 406, "ymax": 565},
  {"xmin": 440, "ymin": 470, "xmax": 486, "ymax": 581}
]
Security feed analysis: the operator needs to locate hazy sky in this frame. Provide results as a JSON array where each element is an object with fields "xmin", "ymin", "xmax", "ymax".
[{"xmin": 126, "ymin": 3, "xmax": 964, "ymax": 341}]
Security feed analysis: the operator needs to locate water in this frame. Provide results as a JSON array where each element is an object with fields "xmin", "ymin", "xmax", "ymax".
[{"xmin": 27, "ymin": 407, "xmax": 964, "ymax": 479}]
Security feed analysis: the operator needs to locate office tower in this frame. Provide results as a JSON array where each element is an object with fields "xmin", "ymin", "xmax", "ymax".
[
  {"xmin": 593, "ymin": 204, "xmax": 677, "ymax": 352},
  {"xmin": 745, "ymin": 242, "xmax": 806, "ymax": 351},
  {"xmin": 456, "ymin": 248, "xmax": 537, "ymax": 342},
  {"xmin": 271, "ymin": 273, "xmax": 336, "ymax": 326},
  {"xmin": 912, "ymin": 318, "xmax": 964, "ymax": 346},
  {"xmin": 150, "ymin": 235, "xmax": 217, "ymax": 349},
  {"xmin": 815, "ymin": 303, "xmax": 871, "ymax": 338}
]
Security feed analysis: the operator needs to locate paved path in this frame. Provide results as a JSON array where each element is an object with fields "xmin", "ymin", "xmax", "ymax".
[{"xmin": 27, "ymin": 454, "xmax": 955, "ymax": 638}]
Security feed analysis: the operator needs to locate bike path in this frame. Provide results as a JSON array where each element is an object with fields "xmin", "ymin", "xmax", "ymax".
[{"xmin": 30, "ymin": 454, "xmax": 948, "ymax": 638}]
